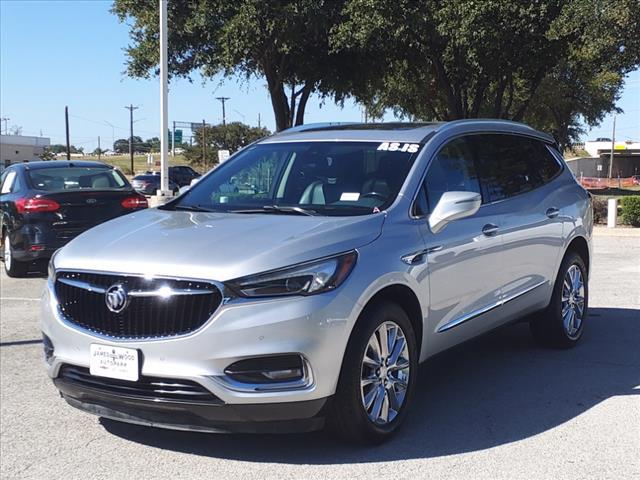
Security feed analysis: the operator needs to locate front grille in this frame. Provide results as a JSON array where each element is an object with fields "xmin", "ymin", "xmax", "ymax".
[
  {"xmin": 59, "ymin": 365, "xmax": 222, "ymax": 404},
  {"xmin": 55, "ymin": 271, "xmax": 222, "ymax": 339}
]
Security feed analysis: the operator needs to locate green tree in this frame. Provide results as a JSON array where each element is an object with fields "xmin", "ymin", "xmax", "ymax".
[
  {"xmin": 145, "ymin": 137, "xmax": 161, "ymax": 152},
  {"xmin": 333, "ymin": 0, "xmax": 640, "ymax": 148},
  {"xmin": 49, "ymin": 144, "xmax": 83, "ymax": 154},
  {"xmin": 113, "ymin": 136, "xmax": 143, "ymax": 153},
  {"xmin": 183, "ymin": 122, "xmax": 270, "ymax": 167},
  {"xmin": 111, "ymin": 0, "xmax": 358, "ymax": 131},
  {"xmin": 38, "ymin": 147, "xmax": 56, "ymax": 161}
]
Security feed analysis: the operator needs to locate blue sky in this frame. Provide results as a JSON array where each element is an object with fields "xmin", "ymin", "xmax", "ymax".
[{"xmin": 1, "ymin": 0, "xmax": 638, "ymax": 151}]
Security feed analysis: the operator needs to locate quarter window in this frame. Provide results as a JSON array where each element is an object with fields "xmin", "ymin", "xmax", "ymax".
[
  {"xmin": 0, "ymin": 171, "xmax": 16, "ymax": 194},
  {"xmin": 423, "ymin": 137, "xmax": 481, "ymax": 211}
]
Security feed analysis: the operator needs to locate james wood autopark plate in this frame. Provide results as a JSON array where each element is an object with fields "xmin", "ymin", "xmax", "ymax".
[{"xmin": 89, "ymin": 344, "xmax": 139, "ymax": 381}]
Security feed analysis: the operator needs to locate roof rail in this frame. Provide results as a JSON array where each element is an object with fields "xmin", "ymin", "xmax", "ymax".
[{"xmin": 274, "ymin": 122, "xmax": 361, "ymax": 135}]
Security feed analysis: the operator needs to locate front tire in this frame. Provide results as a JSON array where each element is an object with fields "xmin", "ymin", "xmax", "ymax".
[
  {"xmin": 530, "ymin": 251, "xmax": 588, "ymax": 348},
  {"xmin": 3, "ymin": 233, "xmax": 28, "ymax": 278},
  {"xmin": 330, "ymin": 300, "xmax": 418, "ymax": 444}
]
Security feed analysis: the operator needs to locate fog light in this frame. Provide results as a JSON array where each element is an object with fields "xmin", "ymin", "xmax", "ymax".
[
  {"xmin": 224, "ymin": 354, "xmax": 305, "ymax": 384},
  {"xmin": 42, "ymin": 333, "xmax": 54, "ymax": 363}
]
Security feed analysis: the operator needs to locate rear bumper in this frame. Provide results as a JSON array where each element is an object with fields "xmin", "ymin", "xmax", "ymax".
[
  {"xmin": 54, "ymin": 377, "xmax": 330, "ymax": 433},
  {"xmin": 10, "ymin": 225, "xmax": 76, "ymax": 262}
]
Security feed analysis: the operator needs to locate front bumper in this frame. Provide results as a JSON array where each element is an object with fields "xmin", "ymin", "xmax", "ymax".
[
  {"xmin": 55, "ymin": 376, "xmax": 330, "ymax": 433},
  {"xmin": 41, "ymin": 274, "xmax": 360, "ymax": 429}
]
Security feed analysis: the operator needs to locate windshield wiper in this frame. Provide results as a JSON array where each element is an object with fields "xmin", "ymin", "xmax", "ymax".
[
  {"xmin": 172, "ymin": 204, "xmax": 215, "ymax": 212},
  {"xmin": 230, "ymin": 205, "xmax": 318, "ymax": 216}
]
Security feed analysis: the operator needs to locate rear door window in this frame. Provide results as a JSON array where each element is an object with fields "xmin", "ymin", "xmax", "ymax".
[
  {"xmin": 531, "ymin": 142, "xmax": 563, "ymax": 184},
  {"xmin": 470, "ymin": 134, "xmax": 537, "ymax": 202}
]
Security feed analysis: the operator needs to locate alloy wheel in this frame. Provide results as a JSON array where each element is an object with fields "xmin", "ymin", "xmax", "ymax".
[
  {"xmin": 360, "ymin": 321, "xmax": 411, "ymax": 425},
  {"xmin": 562, "ymin": 264, "xmax": 585, "ymax": 339}
]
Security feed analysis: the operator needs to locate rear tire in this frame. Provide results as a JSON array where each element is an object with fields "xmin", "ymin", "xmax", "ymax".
[
  {"xmin": 329, "ymin": 300, "xmax": 418, "ymax": 444},
  {"xmin": 530, "ymin": 251, "xmax": 588, "ymax": 348},
  {"xmin": 3, "ymin": 233, "xmax": 28, "ymax": 278}
]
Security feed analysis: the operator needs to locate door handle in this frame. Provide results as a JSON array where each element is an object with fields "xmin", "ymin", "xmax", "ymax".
[
  {"xmin": 482, "ymin": 223, "xmax": 499, "ymax": 236},
  {"xmin": 546, "ymin": 207, "xmax": 560, "ymax": 218}
]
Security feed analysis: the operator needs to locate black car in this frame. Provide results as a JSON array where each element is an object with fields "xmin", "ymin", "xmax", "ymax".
[
  {"xmin": 169, "ymin": 165, "xmax": 201, "ymax": 187},
  {"xmin": 0, "ymin": 161, "xmax": 147, "ymax": 277},
  {"xmin": 131, "ymin": 174, "xmax": 180, "ymax": 195}
]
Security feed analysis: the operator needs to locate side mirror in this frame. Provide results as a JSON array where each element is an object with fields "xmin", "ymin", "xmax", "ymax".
[
  {"xmin": 429, "ymin": 191, "xmax": 481, "ymax": 234},
  {"xmin": 178, "ymin": 177, "xmax": 200, "ymax": 196}
]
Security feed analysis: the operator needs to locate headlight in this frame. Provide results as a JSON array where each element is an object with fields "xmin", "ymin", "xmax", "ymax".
[{"xmin": 227, "ymin": 251, "xmax": 357, "ymax": 297}]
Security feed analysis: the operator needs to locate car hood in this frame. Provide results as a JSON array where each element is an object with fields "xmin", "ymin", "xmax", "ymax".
[{"xmin": 54, "ymin": 208, "xmax": 386, "ymax": 281}]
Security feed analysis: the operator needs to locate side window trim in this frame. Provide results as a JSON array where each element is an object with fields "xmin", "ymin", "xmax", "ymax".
[{"xmin": 409, "ymin": 131, "xmax": 565, "ymax": 218}]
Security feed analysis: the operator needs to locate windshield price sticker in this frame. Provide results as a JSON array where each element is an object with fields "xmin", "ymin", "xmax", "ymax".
[{"xmin": 377, "ymin": 142, "xmax": 420, "ymax": 153}]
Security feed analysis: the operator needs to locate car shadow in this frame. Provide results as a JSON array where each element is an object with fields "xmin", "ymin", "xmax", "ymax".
[{"xmin": 101, "ymin": 306, "xmax": 639, "ymax": 463}]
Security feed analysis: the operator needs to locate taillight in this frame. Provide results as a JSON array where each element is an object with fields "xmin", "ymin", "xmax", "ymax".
[
  {"xmin": 121, "ymin": 196, "xmax": 148, "ymax": 209},
  {"xmin": 15, "ymin": 197, "xmax": 60, "ymax": 214}
]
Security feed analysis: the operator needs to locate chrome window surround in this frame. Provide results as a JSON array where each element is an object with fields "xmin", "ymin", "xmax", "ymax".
[{"xmin": 408, "ymin": 131, "xmax": 565, "ymax": 221}]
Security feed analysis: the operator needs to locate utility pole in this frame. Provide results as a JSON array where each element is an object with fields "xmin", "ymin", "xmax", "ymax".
[
  {"xmin": 215, "ymin": 97, "xmax": 230, "ymax": 125},
  {"xmin": 171, "ymin": 120, "xmax": 176, "ymax": 157},
  {"xmin": 1, "ymin": 117, "xmax": 9, "ymax": 134},
  {"xmin": 158, "ymin": 0, "xmax": 170, "ymax": 194},
  {"xmin": 202, "ymin": 119, "xmax": 206, "ymax": 167},
  {"xmin": 98, "ymin": 136, "xmax": 101, "ymax": 161},
  {"xmin": 125, "ymin": 104, "xmax": 139, "ymax": 175},
  {"xmin": 258, "ymin": 113, "xmax": 261, "ymax": 129},
  {"xmin": 608, "ymin": 114, "xmax": 616, "ymax": 180},
  {"xmin": 65, "ymin": 106, "xmax": 71, "ymax": 160}
]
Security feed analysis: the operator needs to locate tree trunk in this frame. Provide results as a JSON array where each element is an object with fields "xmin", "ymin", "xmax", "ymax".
[
  {"xmin": 264, "ymin": 63, "xmax": 290, "ymax": 132},
  {"xmin": 294, "ymin": 83, "xmax": 313, "ymax": 126},
  {"xmin": 431, "ymin": 57, "xmax": 463, "ymax": 119}
]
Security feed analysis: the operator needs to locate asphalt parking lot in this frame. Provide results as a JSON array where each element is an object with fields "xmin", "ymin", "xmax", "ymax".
[{"xmin": 1, "ymin": 230, "xmax": 639, "ymax": 480}]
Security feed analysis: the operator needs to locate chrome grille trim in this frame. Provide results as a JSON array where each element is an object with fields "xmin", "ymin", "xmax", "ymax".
[{"xmin": 54, "ymin": 270, "xmax": 223, "ymax": 340}]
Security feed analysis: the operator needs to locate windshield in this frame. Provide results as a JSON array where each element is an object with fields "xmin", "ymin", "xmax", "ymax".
[
  {"xmin": 170, "ymin": 141, "xmax": 421, "ymax": 216},
  {"xmin": 28, "ymin": 167, "xmax": 129, "ymax": 191}
]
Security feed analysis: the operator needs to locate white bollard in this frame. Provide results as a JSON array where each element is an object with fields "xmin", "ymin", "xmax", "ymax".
[{"xmin": 607, "ymin": 198, "xmax": 618, "ymax": 228}]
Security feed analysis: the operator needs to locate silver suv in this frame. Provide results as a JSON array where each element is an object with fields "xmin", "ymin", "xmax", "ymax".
[{"xmin": 42, "ymin": 121, "xmax": 592, "ymax": 443}]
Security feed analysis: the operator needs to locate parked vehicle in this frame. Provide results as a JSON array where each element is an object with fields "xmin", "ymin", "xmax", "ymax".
[
  {"xmin": 131, "ymin": 174, "xmax": 179, "ymax": 195},
  {"xmin": 169, "ymin": 165, "xmax": 201, "ymax": 187},
  {"xmin": 1, "ymin": 161, "xmax": 147, "ymax": 277},
  {"xmin": 42, "ymin": 121, "xmax": 592, "ymax": 443}
]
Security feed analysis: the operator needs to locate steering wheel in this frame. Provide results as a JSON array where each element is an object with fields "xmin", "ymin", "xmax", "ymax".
[{"xmin": 360, "ymin": 192, "xmax": 387, "ymax": 201}]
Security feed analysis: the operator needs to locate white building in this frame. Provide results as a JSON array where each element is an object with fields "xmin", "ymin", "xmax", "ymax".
[
  {"xmin": 0, "ymin": 134, "xmax": 50, "ymax": 168},
  {"xmin": 584, "ymin": 140, "xmax": 640, "ymax": 157}
]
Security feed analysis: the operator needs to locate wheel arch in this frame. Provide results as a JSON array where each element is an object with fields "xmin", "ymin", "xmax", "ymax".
[
  {"xmin": 355, "ymin": 283, "xmax": 424, "ymax": 358},
  {"xmin": 565, "ymin": 235, "xmax": 590, "ymax": 276}
]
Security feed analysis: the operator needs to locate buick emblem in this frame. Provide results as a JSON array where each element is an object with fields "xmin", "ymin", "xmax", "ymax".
[
  {"xmin": 86, "ymin": 198, "xmax": 97, "ymax": 204},
  {"xmin": 105, "ymin": 284, "xmax": 129, "ymax": 313}
]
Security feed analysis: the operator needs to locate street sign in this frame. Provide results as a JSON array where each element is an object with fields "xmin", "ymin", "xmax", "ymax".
[
  {"xmin": 174, "ymin": 129, "xmax": 183, "ymax": 143},
  {"xmin": 218, "ymin": 150, "xmax": 230, "ymax": 163}
]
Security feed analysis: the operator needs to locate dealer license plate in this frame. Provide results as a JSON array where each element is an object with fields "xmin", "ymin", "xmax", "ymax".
[{"xmin": 89, "ymin": 344, "xmax": 139, "ymax": 381}]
